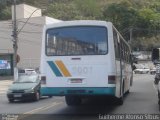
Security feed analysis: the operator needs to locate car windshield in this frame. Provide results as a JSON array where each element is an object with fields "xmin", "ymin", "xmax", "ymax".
[{"xmin": 15, "ymin": 75, "xmax": 38, "ymax": 83}]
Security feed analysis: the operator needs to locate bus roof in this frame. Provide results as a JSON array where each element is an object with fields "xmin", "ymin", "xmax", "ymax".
[{"xmin": 45, "ymin": 20, "xmax": 113, "ymax": 29}]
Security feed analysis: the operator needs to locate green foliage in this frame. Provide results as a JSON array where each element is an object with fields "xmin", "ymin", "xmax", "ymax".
[
  {"xmin": 47, "ymin": 2, "xmax": 78, "ymax": 20},
  {"xmin": 74, "ymin": 0, "xmax": 102, "ymax": 19},
  {"xmin": 0, "ymin": 6, "xmax": 11, "ymax": 20},
  {"xmin": 103, "ymin": 1, "xmax": 137, "ymax": 31}
]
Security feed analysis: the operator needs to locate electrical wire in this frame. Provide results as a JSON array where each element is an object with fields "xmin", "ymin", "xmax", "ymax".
[
  {"xmin": 18, "ymin": 20, "xmax": 43, "ymax": 27},
  {"xmin": 18, "ymin": 40, "xmax": 41, "ymax": 46},
  {"xmin": 23, "ymin": 6, "xmax": 42, "ymax": 16},
  {"xmin": 19, "ymin": 33, "xmax": 41, "ymax": 39},
  {"xmin": 18, "ymin": 37, "xmax": 41, "ymax": 44},
  {"xmin": 0, "ymin": 36, "xmax": 11, "ymax": 40},
  {"xmin": 20, "ymin": 30, "xmax": 42, "ymax": 34},
  {"xmin": 0, "ymin": 36, "xmax": 41, "ymax": 46},
  {"xmin": 0, "ymin": 30, "xmax": 12, "ymax": 32},
  {"xmin": 0, "ymin": 29, "xmax": 42, "ymax": 34},
  {"xmin": 17, "ymin": 8, "xmax": 42, "ymax": 34},
  {"xmin": 22, "ymin": 6, "xmax": 58, "ymax": 23}
]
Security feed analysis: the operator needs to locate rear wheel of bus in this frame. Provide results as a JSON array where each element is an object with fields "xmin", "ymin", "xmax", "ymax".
[
  {"xmin": 65, "ymin": 96, "xmax": 82, "ymax": 106},
  {"xmin": 116, "ymin": 82, "xmax": 124, "ymax": 105}
]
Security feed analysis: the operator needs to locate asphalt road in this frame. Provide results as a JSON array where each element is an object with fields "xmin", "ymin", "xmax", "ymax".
[{"xmin": 0, "ymin": 74, "xmax": 159, "ymax": 120}]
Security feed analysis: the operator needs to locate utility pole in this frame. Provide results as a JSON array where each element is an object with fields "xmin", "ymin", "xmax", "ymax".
[{"xmin": 12, "ymin": 0, "xmax": 18, "ymax": 81}]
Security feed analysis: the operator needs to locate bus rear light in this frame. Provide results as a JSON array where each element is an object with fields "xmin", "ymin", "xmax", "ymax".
[
  {"xmin": 41, "ymin": 76, "xmax": 46, "ymax": 84},
  {"xmin": 108, "ymin": 75, "xmax": 116, "ymax": 84}
]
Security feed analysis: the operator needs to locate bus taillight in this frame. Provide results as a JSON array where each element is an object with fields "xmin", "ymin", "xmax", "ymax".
[
  {"xmin": 108, "ymin": 75, "xmax": 116, "ymax": 84},
  {"xmin": 41, "ymin": 76, "xmax": 46, "ymax": 84}
]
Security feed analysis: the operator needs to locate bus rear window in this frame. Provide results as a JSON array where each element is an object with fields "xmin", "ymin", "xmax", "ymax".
[{"xmin": 46, "ymin": 26, "xmax": 108, "ymax": 56}]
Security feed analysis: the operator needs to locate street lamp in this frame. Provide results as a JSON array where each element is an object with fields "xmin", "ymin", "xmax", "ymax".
[
  {"xmin": 17, "ymin": 8, "xmax": 42, "ymax": 34},
  {"xmin": 12, "ymin": 3, "xmax": 43, "ymax": 80}
]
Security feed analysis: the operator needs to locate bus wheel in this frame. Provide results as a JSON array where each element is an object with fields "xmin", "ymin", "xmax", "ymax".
[
  {"xmin": 158, "ymin": 91, "xmax": 160, "ymax": 99},
  {"xmin": 48, "ymin": 95, "xmax": 53, "ymax": 98},
  {"xmin": 158, "ymin": 100, "xmax": 160, "ymax": 111},
  {"xmin": 65, "ymin": 96, "xmax": 81, "ymax": 106},
  {"xmin": 126, "ymin": 90, "xmax": 130, "ymax": 94},
  {"xmin": 117, "ymin": 82, "xmax": 124, "ymax": 105},
  {"xmin": 117, "ymin": 97, "xmax": 123, "ymax": 105}
]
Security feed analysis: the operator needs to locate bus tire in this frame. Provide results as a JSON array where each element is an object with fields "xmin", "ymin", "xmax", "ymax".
[
  {"xmin": 126, "ymin": 90, "xmax": 130, "ymax": 94},
  {"xmin": 117, "ymin": 97, "xmax": 123, "ymax": 105},
  {"xmin": 158, "ymin": 91, "xmax": 160, "ymax": 99},
  {"xmin": 158, "ymin": 99, "xmax": 160, "ymax": 111},
  {"xmin": 65, "ymin": 96, "xmax": 81, "ymax": 106},
  {"xmin": 48, "ymin": 95, "xmax": 53, "ymax": 98},
  {"xmin": 117, "ymin": 81, "xmax": 124, "ymax": 105}
]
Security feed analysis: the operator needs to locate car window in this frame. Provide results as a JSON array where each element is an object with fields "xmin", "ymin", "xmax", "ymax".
[{"xmin": 16, "ymin": 75, "xmax": 38, "ymax": 83}]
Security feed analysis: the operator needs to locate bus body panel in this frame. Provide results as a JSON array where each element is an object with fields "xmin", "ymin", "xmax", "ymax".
[{"xmin": 42, "ymin": 55, "xmax": 115, "ymax": 88}]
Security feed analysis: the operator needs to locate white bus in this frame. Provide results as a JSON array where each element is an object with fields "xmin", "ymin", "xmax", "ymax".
[{"xmin": 40, "ymin": 20, "xmax": 133, "ymax": 105}]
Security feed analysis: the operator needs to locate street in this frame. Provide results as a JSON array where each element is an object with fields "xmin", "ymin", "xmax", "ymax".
[{"xmin": 0, "ymin": 74, "xmax": 159, "ymax": 120}]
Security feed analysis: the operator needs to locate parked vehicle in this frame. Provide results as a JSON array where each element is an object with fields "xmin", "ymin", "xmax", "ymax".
[
  {"xmin": 18, "ymin": 68, "xmax": 36, "ymax": 74},
  {"xmin": 7, "ymin": 74, "xmax": 41, "ymax": 102},
  {"xmin": 150, "ymin": 67, "xmax": 156, "ymax": 75},
  {"xmin": 134, "ymin": 64, "xmax": 150, "ymax": 74}
]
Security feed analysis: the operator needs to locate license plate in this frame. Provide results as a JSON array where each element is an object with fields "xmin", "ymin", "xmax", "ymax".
[
  {"xmin": 70, "ymin": 79, "xmax": 82, "ymax": 83},
  {"xmin": 14, "ymin": 94, "xmax": 22, "ymax": 97}
]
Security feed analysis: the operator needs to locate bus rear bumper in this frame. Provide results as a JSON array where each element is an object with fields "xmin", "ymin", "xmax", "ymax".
[{"xmin": 40, "ymin": 87, "xmax": 115, "ymax": 96}]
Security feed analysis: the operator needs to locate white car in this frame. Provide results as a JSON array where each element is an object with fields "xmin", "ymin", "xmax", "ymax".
[
  {"xmin": 18, "ymin": 68, "xmax": 36, "ymax": 74},
  {"xmin": 150, "ymin": 67, "xmax": 156, "ymax": 75},
  {"xmin": 134, "ymin": 64, "xmax": 150, "ymax": 74},
  {"xmin": 134, "ymin": 68, "xmax": 150, "ymax": 74}
]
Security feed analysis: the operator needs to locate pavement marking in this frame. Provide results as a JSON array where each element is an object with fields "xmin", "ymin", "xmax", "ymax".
[
  {"xmin": 24, "ymin": 102, "xmax": 62, "ymax": 114},
  {"xmin": 18, "ymin": 102, "xmax": 63, "ymax": 120}
]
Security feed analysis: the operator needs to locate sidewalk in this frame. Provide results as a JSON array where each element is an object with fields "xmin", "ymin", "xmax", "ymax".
[{"xmin": 0, "ymin": 77, "xmax": 13, "ymax": 94}]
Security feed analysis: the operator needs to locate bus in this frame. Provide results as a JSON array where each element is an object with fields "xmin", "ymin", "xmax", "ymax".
[{"xmin": 40, "ymin": 20, "xmax": 133, "ymax": 105}]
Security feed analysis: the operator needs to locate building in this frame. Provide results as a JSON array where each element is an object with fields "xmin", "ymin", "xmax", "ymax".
[{"xmin": 0, "ymin": 4, "xmax": 61, "ymax": 75}]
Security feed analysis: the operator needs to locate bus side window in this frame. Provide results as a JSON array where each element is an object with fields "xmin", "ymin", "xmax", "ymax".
[{"xmin": 113, "ymin": 29, "xmax": 120, "ymax": 59}]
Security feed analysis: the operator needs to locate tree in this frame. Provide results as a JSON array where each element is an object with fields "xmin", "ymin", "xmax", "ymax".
[
  {"xmin": 74, "ymin": 0, "xmax": 102, "ymax": 20},
  {"xmin": 46, "ymin": 2, "xmax": 78, "ymax": 20},
  {"xmin": 103, "ymin": 1, "xmax": 137, "ymax": 36},
  {"xmin": 0, "ymin": 7, "xmax": 11, "ymax": 20}
]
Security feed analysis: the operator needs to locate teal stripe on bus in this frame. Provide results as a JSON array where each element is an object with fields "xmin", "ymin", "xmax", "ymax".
[
  {"xmin": 41, "ymin": 87, "xmax": 116, "ymax": 96},
  {"xmin": 47, "ymin": 61, "xmax": 63, "ymax": 77}
]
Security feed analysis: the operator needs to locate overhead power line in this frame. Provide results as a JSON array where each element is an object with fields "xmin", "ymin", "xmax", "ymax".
[
  {"xmin": 0, "ymin": 29, "xmax": 41, "ymax": 34},
  {"xmin": 17, "ymin": 8, "xmax": 41, "ymax": 34},
  {"xmin": 0, "ymin": 36, "xmax": 11, "ymax": 40},
  {"xmin": 18, "ymin": 20, "xmax": 43, "ymax": 27}
]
